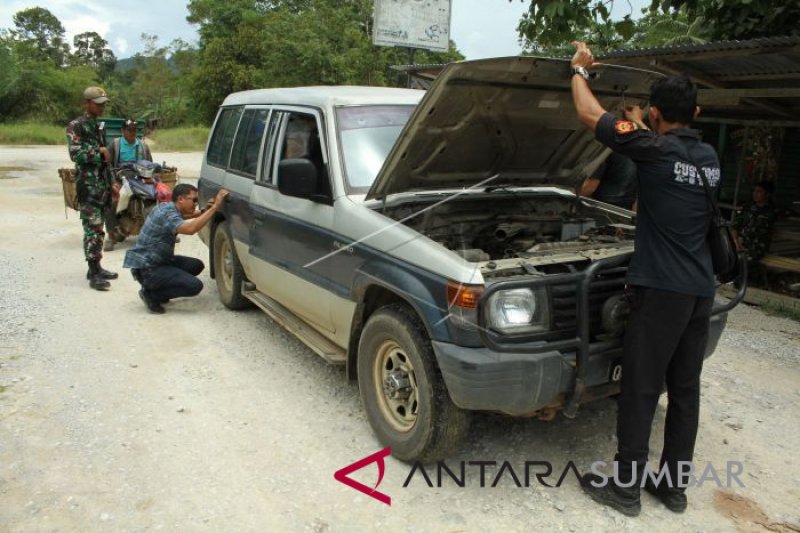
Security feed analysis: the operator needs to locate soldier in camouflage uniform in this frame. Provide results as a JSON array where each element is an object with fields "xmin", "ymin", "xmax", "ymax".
[
  {"xmin": 66, "ymin": 86, "xmax": 119, "ymax": 290},
  {"xmin": 732, "ymin": 181, "xmax": 779, "ymax": 267}
]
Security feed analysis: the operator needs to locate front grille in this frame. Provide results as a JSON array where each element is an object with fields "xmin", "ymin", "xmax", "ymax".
[{"xmin": 550, "ymin": 265, "xmax": 627, "ymax": 340}]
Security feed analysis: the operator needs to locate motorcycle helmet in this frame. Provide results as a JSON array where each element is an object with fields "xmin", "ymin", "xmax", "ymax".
[{"xmin": 135, "ymin": 159, "xmax": 157, "ymax": 178}]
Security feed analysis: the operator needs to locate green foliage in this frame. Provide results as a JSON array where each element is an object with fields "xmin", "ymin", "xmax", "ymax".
[
  {"xmin": 0, "ymin": 122, "xmax": 67, "ymax": 144},
  {"xmin": 630, "ymin": 8, "xmax": 711, "ymax": 47},
  {"xmin": 659, "ymin": 0, "xmax": 800, "ymax": 41},
  {"xmin": 73, "ymin": 32, "xmax": 116, "ymax": 80},
  {"xmin": 147, "ymin": 126, "xmax": 210, "ymax": 152},
  {"xmin": 0, "ymin": 36, "xmax": 99, "ymax": 124},
  {"xmin": 2, "ymin": 2, "xmax": 466, "ymax": 129},
  {"xmin": 10, "ymin": 7, "xmax": 70, "ymax": 65},
  {"xmin": 188, "ymin": 0, "xmax": 463, "ymax": 122},
  {"xmin": 514, "ymin": 0, "xmax": 800, "ymax": 50},
  {"xmin": 105, "ymin": 35, "xmax": 200, "ymax": 128}
]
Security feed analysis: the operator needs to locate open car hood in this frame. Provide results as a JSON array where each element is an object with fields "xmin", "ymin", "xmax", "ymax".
[{"xmin": 366, "ymin": 56, "xmax": 661, "ymax": 200}]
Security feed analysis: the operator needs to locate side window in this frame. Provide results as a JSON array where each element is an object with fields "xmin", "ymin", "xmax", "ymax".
[
  {"xmin": 275, "ymin": 112, "xmax": 330, "ymax": 196},
  {"xmin": 207, "ymin": 106, "xmax": 243, "ymax": 168},
  {"xmin": 281, "ymin": 113, "xmax": 318, "ymax": 161},
  {"xmin": 229, "ymin": 109, "xmax": 269, "ymax": 177}
]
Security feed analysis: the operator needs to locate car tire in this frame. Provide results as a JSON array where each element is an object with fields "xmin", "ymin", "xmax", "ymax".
[
  {"xmin": 213, "ymin": 221, "xmax": 250, "ymax": 310},
  {"xmin": 358, "ymin": 304, "xmax": 470, "ymax": 463}
]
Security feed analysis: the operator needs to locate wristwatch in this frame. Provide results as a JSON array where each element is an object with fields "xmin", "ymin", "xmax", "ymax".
[{"xmin": 571, "ymin": 66, "xmax": 592, "ymax": 80}]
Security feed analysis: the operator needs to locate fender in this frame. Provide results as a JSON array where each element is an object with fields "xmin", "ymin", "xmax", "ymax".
[{"xmin": 351, "ymin": 258, "xmax": 451, "ymax": 343}]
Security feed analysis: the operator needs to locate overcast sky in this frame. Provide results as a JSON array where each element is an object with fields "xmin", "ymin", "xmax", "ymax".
[{"xmin": 0, "ymin": 0, "xmax": 647, "ymax": 60}]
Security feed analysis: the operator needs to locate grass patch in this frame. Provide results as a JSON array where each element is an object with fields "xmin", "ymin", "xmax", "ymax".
[
  {"xmin": 0, "ymin": 122, "xmax": 210, "ymax": 152},
  {"xmin": 147, "ymin": 126, "xmax": 209, "ymax": 152},
  {"xmin": 0, "ymin": 123, "xmax": 66, "ymax": 145},
  {"xmin": 761, "ymin": 301, "xmax": 800, "ymax": 321}
]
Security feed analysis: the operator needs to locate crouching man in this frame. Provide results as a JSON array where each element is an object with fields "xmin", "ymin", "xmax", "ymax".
[{"xmin": 123, "ymin": 183, "xmax": 229, "ymax": 314}]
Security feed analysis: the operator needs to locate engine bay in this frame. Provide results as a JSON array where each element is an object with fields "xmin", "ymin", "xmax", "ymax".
[{"xmin": 377, "ymin": 191, "xmax": 635, "ymax": 264}]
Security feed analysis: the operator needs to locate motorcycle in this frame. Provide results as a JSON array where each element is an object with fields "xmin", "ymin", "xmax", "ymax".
[{"xmin": 106, "ymin": 160, "xmax": 175, "ymax": 248}]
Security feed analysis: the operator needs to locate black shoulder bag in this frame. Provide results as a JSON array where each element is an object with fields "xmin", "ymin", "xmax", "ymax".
[{"xmin": 688, "ymin": 149, "xmax": 740, "ymax": 283}]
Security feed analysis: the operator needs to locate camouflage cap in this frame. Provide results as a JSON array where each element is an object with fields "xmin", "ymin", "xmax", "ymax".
[{"xmin": 83, "ymin": 86, "xmax": 109, "ymax": 104}]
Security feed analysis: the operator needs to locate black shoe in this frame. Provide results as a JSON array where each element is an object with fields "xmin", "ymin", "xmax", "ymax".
[
  {"xmin": 139, "ymin": 289, "xmax": 165, "ymax": 314},
  {"xmin": 86, "ymin": 261, "xmax": 118, "ymax": 280},
  {"xmin": 580, "ymin": 473, "xmax": 641, "ymax": 517},
  {"xmin": 644, "ymin": 477, "xmax": 687, "ymax": 513},
  {"xmin": 89, "ymin": 275, "xmax": 111, "ymax": 291}
]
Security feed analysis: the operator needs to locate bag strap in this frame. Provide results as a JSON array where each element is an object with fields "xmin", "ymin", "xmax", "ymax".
[{"xmin": 679, "ymin": 139, "xmax": 724, "ymax": 220}]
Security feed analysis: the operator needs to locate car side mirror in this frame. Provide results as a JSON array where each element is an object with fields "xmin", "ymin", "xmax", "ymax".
[
  {"xmin": 277, "ymin": 158, "xmax": 332, "ymax": 205},
  {"xmin": 278, "ymin": 158, "xmax": 317, "ymax": 197}
]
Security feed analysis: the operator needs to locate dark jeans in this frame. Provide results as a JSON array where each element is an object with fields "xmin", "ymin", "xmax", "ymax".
[
  {"xmin": 135, "ymin": 256, "xmax": 204, "ymax": 303},
  {"xmin": 614, "ymin": 286, "xmax": 713, "ymax": 489}
]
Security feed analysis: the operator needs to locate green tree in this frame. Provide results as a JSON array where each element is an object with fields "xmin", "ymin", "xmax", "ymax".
[
  {"xmin": 105, "ymin": 34, "xmax": 201, "ymax": 127},
  {"xmin": 663, "ymin": 0, "xmax": 800, "ymax": 41},
  {"xmin": 1, "ymin": 9, "xmax": 102, "ymax": 123},
  {"xmin": 187, "ymin": 0, "xmax": 463, "ymax": 122},
  {"xmin": 512, "ymin": 0, "xmax": 800, "ymax": 49},
  {"xmin": 629, "ymin": 8, "xmax": 711, "ymax": 47},
  {"xmin": 73, "ymin": 31, "xmax": 117, "ymax": 80},
  {"xmin": 10, "ymin": 7, "xmax": 70, "ymax": 65}
]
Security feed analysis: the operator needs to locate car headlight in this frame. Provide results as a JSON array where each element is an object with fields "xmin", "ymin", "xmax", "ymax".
[{"xmin": 486, "ymin": 288, "xmax": 549, "ymax": 334}]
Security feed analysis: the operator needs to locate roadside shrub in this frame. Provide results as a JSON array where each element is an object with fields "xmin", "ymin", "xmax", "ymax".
[
  {"xmin": 147, "ymin": 126, "xmax": 209, "ymax": 152},
  {"xmin": 0, "ymin": 122, "xmax": 66, "ymax": 145}
]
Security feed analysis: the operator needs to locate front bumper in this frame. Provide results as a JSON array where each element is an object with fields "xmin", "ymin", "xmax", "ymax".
[{"xmin": 432, "ymin": 312, "xmax": 727, "ymax": 416}]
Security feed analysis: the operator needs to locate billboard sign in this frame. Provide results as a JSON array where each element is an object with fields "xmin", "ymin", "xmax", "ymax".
[{"xmin": 373, "ymin": 0, "xmax": 452, "ymax": 52}]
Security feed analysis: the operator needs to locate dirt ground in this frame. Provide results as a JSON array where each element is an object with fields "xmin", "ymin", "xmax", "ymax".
[{"xmin": 1, "ymin": 145, "xmax": 799, "ymax": 531}]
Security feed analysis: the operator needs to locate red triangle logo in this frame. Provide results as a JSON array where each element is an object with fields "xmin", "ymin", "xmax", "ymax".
[{"xmin": 333, "ymin": 447, "xmax": 392, "ymax": 506}]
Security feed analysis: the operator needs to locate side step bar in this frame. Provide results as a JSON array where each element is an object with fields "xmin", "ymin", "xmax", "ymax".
[{"xmin": 243, "ymin": 288, "xmax": 346, "ymax": 364}]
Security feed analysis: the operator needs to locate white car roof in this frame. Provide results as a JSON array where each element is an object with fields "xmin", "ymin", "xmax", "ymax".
[{"xmin": 220, "ymin": 86, "xmax": 424, "ymax": 108}]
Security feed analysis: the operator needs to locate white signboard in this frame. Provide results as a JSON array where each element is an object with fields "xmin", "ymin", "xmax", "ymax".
[{"xmin": 373, "ymin": 0, "xmax": 452, "ymax": 52}]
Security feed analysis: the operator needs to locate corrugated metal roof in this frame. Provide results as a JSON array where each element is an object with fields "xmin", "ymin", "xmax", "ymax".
[
  {"xmin": 601, "ymin": 36, "xmax": 800, "ymax": 124},
  {"xmin": 392, "ymin": 37, "xmax": 800, "ymax": 124},
  {"xmin": 601, "ymin": 35, "xmax": 800, "ymax": 59}
]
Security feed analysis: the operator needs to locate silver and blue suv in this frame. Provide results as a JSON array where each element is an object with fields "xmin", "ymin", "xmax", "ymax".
[{"xmin": 198, "ymin": 57, "xmax": 739, "ymax": 462}]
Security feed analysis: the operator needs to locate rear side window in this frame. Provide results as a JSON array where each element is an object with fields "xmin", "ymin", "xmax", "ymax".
[
  {"xmin": 229, "ymin": 109, "xmax": 269, "ymax": 177},
  {"xmin": 207, "ymin": 106, "xmax": 243, "ymax": 168}
]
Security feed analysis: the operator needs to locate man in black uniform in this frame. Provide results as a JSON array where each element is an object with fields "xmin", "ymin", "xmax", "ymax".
[
  {"xmin": 570, "ymin": 41, "xmax": 719, "ymax": 516},
  {"xmin": 580, "ymin": 152, "xmax": 638, "ymax": 210}
]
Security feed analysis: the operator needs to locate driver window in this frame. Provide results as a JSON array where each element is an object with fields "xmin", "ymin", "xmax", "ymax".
[{"xmin": 275, "ymin": 112, "xmax": 330, "ymax": 197}]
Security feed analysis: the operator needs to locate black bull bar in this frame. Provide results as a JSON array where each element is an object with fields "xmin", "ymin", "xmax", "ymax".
[{"xmin": 477, "ymin": 252, "xmax": 747, "ymax": 418}]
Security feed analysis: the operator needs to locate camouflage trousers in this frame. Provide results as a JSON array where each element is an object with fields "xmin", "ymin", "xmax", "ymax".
[{"xmin": 79, "ymin": 198, "xmax": 108, "ymax": 262}]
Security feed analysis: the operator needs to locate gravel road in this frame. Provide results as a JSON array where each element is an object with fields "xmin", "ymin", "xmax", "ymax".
[{"xmin": 1, "ymin": 146, "xmax": 799, "ymax": 531}]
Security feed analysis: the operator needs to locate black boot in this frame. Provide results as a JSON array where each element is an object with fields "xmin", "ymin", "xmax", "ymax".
[
  {"xmin": 644, "ymin": 476, "xmax": 687, "ymax": 513},
  {"xmin": 86, "ymin": 261, "xmax": 111, "ymax": 291},
  {"xmin": 86, "ymin": 260, "xmax": 118, "ymax": 281},
  {"xmin": 581, "ymin": 473, "xmax": 641, "ymax": 517}
]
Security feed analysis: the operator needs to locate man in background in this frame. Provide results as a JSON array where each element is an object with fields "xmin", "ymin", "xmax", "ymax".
[
  {"xmin": 580, "ymin": 152, "xmax": 638, "ymax": 210},
  {"xmin": 66, "ymin": 86, "xmax": 119, "ymax": 291},
  {"xmin": 105, "ymin": 119, "xmax": 154, "ymax": 251},
  {"xmin": 732, "ymin": 181, "xmax": 778, "ymax": 269}
]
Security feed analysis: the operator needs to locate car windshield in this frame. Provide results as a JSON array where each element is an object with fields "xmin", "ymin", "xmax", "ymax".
[{"xmin": 336, "ymin": 105, "xmax": 415, "ymax": 192}]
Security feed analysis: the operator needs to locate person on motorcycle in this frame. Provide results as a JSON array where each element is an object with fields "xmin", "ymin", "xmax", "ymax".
[
  {"xmin": 124, "ymin": 184, "xmax": 229, "ymax": 314},
  {"xmin": 66, "ymin": 86, "xmax": 119, "ymax": 291},
  {"xmin": 111, "ymin": 119, "xmax": 153, "ymax": 167},
  {"xmin": 105, "ymin": 119, "xmax": 154, "ymax": 251}
]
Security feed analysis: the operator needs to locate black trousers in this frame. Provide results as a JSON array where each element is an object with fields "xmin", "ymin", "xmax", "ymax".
[
  {"xmin": 614, "ymin": 286, "xmax": 713, "ymax": 488},
  {"xmin": 135, "ymin": 255, "xmax": 204, "ymax": 303}
]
